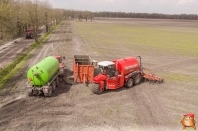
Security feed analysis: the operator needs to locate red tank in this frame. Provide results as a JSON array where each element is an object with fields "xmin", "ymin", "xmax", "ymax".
[
  {"xmin": 92, "ymin": 56, "xmax": 164, "ymax": 95},
  {"xmin": 92, "ymin": 56, "xmax": 143, "ymax": 94},
  {"xmin": 113, "ymin": 57, "xmax": 140, "ymax": 75}
]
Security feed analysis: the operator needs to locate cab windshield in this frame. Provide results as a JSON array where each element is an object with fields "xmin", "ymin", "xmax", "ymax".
[
  {"xmin": 99, "ymin": 65, "xmax": 108, "ymax": 74},
  {"xmin": 99, "ymin": 64, "xmax": 115, "ymax": 77}
]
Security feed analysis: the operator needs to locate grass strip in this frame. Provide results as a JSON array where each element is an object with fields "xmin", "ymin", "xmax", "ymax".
[{"xmin": 0, "ymin": 22, "xmax": 62, "ymax": 89}]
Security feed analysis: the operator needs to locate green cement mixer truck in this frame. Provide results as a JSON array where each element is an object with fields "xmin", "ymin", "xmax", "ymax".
[{"xmin": 27, "ymin": 56, "xmax": 65, "ymax": 97}]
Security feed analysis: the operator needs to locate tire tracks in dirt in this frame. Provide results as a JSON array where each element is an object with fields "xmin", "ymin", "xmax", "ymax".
[
  {"xmin": 0, "ymin": 23, "xmax": 66, "ymax": 106},
  {"xmin": 0, "ymin": 39, "xmax": 33, "ymax": 69},
  {"xmin": 155, "ymin": 58, "xmax": 198, "ymax": 72},
  {"xmin": 0, "ymin": 21, "xmax": 80, "ymax": 131},
  {"xmin": 0, "ymin": 19, "xmax": 197, "ymax": 131},
  {"xmin": 127, "ymin": 84, "xmax": 176, "ymax": 131}
]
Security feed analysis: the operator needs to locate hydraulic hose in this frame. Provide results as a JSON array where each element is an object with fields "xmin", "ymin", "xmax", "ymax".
[{"xmin": 59, "ymin": 63, "xmax": 80, "ymax": 85}]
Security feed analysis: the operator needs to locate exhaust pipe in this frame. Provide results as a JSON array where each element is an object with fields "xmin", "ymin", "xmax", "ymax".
[{"xmin": 136, "ymin": 56, "xmax": 143, "ymax": 73}]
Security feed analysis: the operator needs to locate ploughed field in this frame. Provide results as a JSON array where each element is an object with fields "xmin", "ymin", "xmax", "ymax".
[{"xmin": 0, "ymin": 18, "xmax": 198, "ymax": 131}]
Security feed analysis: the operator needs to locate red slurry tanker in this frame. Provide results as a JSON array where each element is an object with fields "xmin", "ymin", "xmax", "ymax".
[{"xmin": 92, "ymin": 56, "xmax": 163, "ymax": 94}]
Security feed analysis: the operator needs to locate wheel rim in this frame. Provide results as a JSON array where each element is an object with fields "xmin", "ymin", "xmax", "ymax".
[
  {"xmin": 127, "ymin": 78, "xmax": 133, "ymax": 88},
  {"xmin": 135, "ymin": 74, "xmax": 141, "ymax": 83},
  {"xmin": 128, "ymin": 79, "xmax": 133, "ymax": 87}
]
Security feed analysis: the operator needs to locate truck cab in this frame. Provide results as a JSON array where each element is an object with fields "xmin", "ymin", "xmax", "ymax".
[
  {"xmin": 92, "ymin": 61, "xmax": 123, "ymax": 94},
  {"xmin": 98, "ymin": 61, "xmax": 116, "ymax": 77},
  {"xmin": 92, "ymin": 57, "xmax": 143, "ymax": 94},
  {"xmin": 54, "ymin": 56, "xmax": 65, "ymax": 76}
]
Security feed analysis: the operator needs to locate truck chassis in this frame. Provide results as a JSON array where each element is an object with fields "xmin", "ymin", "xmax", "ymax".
[{"xmin": 27, "ymin": 73, "xmax": 60, "ymax": 97}]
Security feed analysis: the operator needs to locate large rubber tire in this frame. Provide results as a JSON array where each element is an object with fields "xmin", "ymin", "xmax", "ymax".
[
  {"xmin": 92, "ymin": 83, "xmax": 104, "ymax": 94},
  {"xmin": 126, "ymin": 78, "xmax": 133, "ymax": 88},
  {"xmin": 134, "ymin": 73, "xmax": 142, "ymax": 85},
  {"xmin": 52, "ymin": 81, "xmax": 56, "ymax": 91},
  {"xmin": 44, "ymin": 87, "xmax": 52, "ymax": 97}
]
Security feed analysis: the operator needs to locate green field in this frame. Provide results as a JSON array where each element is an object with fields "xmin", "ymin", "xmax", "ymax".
[{"xmin": 73, "ymin": 21, "xmax": 198, "ymax": 57}]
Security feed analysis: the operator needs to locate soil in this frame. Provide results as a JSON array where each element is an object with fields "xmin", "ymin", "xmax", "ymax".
[
  {"xmin": 0, "ymin": 19, "xmax": 198, "ymax": 131},
  {"xmin": 0, "ymin": 28, "xmax": 45, "ymax": 69}
]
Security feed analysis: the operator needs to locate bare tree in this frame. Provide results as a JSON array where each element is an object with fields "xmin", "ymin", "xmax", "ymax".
[
  {"xmin": 39, "ymin": 0, "xmax": 52, "ymax": 32},
  {"xmin": 21, "ymin": 0, "xmax": 44, "ymax": 42},
  {"xmin": 0, "ymin": 0, "xmax": 66, "ymax": 43},
  {"xmin": 0, "ymin": 0, "xmax": 15, "ymax": 40}
]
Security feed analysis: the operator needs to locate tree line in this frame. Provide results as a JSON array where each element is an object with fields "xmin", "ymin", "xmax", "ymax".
[
  {"xmin": 63, "ymin": 9, "xmax": 93, "ymax": 22},
  {"xmin": 63, "ymin": 10, "xmax": 198, "ymax": 21},
  {"xmin": 1, "ymin": 0, "xmax": 197, "ymax": 43},
  {"xmin": 0, "ymin": 0, "xmax": 65, "ymax": 43},
  {"xmin": 93, "ymin": 11, "xmax": 198, "ymax": 20}
]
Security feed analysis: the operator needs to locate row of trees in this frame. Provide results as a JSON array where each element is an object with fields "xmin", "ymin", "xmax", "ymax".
[
  {"xmin": 0, "ymin": 0, "xmax": 65, "ymax": 42},
  {"xmin": 63, "ymin": 10, "xmax": 93, "ymax": 22},
  {"xmin": 93, "ymin": 11, "xmax": 198, "ymax": 20},
  {"xmin": 63, "ymin": 10, "xmax": 198, "ymax": 22},
  {"xmin": 1, "ymin": 1, "xmax": 197, "ymax": 43}
]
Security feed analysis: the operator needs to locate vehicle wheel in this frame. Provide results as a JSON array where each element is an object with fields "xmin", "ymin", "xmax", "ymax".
[
  {"xmin": 56, "ymin": 77, "xmax": 59, "ymax": 88},
  {"xmin": 126, "ymin": 78, "xmax": 133, "ymax": 88},
  {"xmin": 134, "ymin": 73, "xmax": 142, "ymax": 85},
  {"xmin": 44, "ymin": 87, "xmax": 52, "ymax": 97},
  {"xmin": 92, "ymin": 83, "xmax": 104, "ymax": 94},
  {"xmin": 52, "ymin": 81, "xmax": 56, "ymax": 91}
]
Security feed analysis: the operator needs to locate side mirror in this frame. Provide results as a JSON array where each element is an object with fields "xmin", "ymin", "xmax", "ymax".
[{"xmin": 92, "ymin": 60, "xmax": 98, "ymax": 67}]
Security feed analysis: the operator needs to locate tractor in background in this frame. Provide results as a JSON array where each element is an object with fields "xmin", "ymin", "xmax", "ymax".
[{"xmin": 25, "ymin": 28, "xmax": 34, "ymax": 39}]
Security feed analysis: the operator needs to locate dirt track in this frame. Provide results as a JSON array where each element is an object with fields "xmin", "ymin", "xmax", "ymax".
[
  {"xmin": 0, "ymin": 19, "xmax": 198, "ymax": 131},
  {"xmin": 0, "ymin": 38, "xmax": 32, "ymax": 69},
  {"xmin": 0, "ymin": 28, "xmax": 45, "ymax": 69}
]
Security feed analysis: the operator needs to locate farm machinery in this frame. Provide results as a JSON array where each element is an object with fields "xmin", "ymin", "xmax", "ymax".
[
  {"xmin": 25, "ymin": 28, "xmax": 34, "ymax": 39},
  {"xmin": 26, "ymin": 56, "xmax": 65, "ymax": 97},
  {"xmin": 26, "ymin": 55, "xmax": 163, "ymax": 96},
  {"xmin": 92, "ymin": 56, "xmax": 163, "ymax": 94},
  {"xmin": 26, "ymin": 55, "xmax": 95, "ymax": 97}
]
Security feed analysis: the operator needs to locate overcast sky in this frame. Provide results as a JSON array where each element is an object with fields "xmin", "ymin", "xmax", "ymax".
[{"xmin": 48, "ymin": 0, "xmax": 198, "ymax": 15}]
